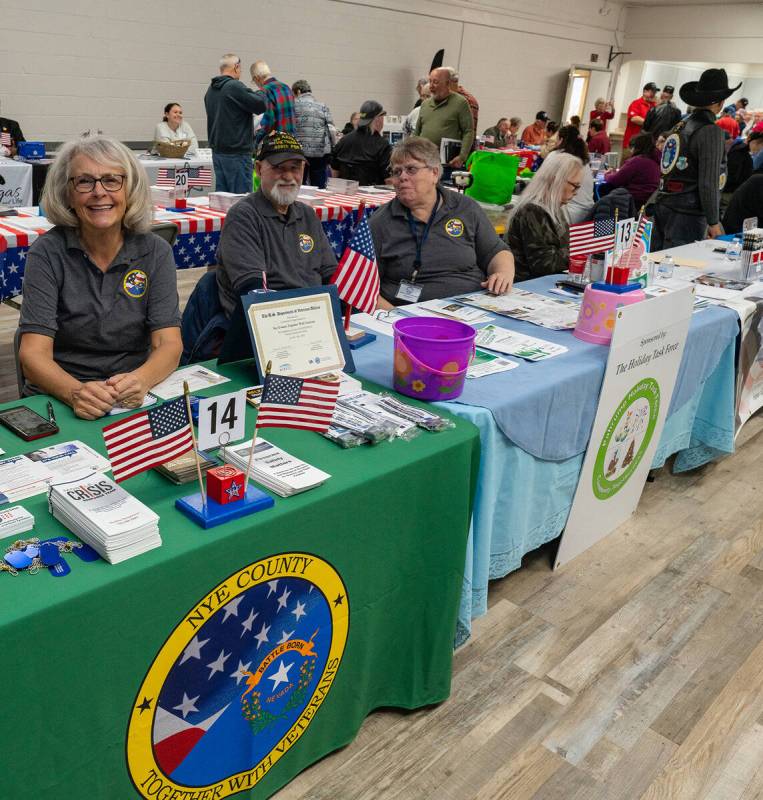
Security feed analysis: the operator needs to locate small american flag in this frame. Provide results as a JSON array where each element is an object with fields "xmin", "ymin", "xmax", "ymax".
[
  {"xmin": 330, "ymin": 208, "xmax": 379, "ymax": 314},
  {"xmin": 0, "ymin": 131, "xmax": 12, "ymax": 147},
  {"xmin": 102, "ymin": 398, "xmax": 194, "ymax": 482},
  {"xmin": 256, "ymin": 374, "xmax": 339, "ymax": 433},
  {"xmin": 156, "ymin": 167, "xmax": 176, "ymax": 188},
  {"xmin": 187, "ymin": 166, "xmax": 212, "ymax": 188},
  {"xmin": 569, "ymin": 218, "xmax": 616, "ymax": 257}
]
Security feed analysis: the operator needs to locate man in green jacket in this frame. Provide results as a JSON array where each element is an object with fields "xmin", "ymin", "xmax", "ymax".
[{"xmin": 415, "ymin": 67, "xmax": 474, "ymax": 169}]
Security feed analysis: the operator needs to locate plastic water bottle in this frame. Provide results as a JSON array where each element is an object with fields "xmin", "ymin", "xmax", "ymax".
[
  {"xmin": 726, "ymin": 237, "xmax": 743, "ymax": 260},
  {"xmin": 658, "ymin": 255, "xmax": 674, "ymax": 279}
]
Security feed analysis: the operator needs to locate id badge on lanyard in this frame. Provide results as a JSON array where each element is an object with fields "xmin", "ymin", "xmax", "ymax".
[{"xmin": 396, "ymin": 200, "xmax": 438, "ymax": 303}]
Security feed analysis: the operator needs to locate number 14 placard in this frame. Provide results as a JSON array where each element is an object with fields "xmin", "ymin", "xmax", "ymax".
[{"xmin": 196, "ymin": 390, "xmax": 247, "ymax": 451}]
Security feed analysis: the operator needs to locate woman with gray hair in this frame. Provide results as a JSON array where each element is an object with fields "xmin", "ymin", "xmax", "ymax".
[
  {"xmin": 369, "ymin": 137, "xmax": 515, "ymax": 308},
  {"xmin": 18, "ymin": 136, "xmax": 182, "ymax": 419},
  {"xmin": 506, "ymin": 152, "xmax": 583, "ymax": 281}
]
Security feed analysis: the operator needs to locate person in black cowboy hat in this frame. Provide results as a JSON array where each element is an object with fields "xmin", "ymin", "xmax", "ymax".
[
  {"xmin": 649, "ymin": 68, "xmax": 742, "ymax": 249},
  {"xmin": 330, "ymin": 100, "xmax": 392, "ymax": 186}
]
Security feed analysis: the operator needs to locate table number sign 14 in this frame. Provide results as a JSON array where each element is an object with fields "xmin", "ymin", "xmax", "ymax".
[{"xmin": 196, "ymin": 390, "xmax": 247, "ymax": 451}]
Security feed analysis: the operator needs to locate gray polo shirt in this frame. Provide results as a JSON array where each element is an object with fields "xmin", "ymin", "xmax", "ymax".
[
  {"xmin": 19, "ymin": 226, "xmax": 181, "ymax": 383},
  {"xmin": 216, "ymin": 190, "xmax": 337, "ymax": 317},
  {"xmin": 369, "ymin": 189, "xmax": 509, "ymax": 305}
]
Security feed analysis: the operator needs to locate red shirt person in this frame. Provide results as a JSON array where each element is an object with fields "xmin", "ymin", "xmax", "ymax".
[
  {"xmin": 588, "ymin": 98, "xmax": 615, "ymax": 135},
  {"xmin": 587, "ymin": 118, "xmax": 611, "ymax": 154},
  {"xmin": 623, "ymin": 82, "xmax": 658, "ymax": 149},
  {"xmin": 716, "ymin": 110, "xmax": 740, "ymax": 140}
]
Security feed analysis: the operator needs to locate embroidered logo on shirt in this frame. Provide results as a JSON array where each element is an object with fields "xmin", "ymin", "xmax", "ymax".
[
  {"xmin": 123, "ymin": 269, "xmax": 148, "ymax": 298},
  {"xmin": 298, "ymin": 234, "xmax": 314, "ymax": 253},
  {"xmin": 444, "ymin": 218, "xmax": 464, "ymax": 237}
]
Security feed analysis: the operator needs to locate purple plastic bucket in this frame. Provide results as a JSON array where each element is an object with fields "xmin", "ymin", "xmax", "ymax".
[{"xmin": 392, "ymin": 317, "xmax": 476, "ymax": 401}]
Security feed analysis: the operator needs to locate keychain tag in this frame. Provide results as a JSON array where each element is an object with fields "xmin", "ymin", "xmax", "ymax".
[{"xmin": 49, "ymin": 560, "xmax": 71, "ymax": 578}]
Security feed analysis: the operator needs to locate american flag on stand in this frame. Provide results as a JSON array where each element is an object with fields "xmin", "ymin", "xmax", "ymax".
[
  {"xmin": 0, "ymin": 131, "xmax": 12, "ymax": 147},
  {"xmin": 187, "ymin": 166, "xmax": 212, "ymax": 188},
  {"xmin": 569, "ymin": 218, "xmax": 616, "ymax": 257},
  {"xmin": 156, "ymin": 168, "xmax": 176, "ymax": 188},
  {"xmin": 329, "ymin": 208, "xmax": 379, "ymax": 314},
  {"xmin": 256, "ymin": 374, "xmax": 339, "ymax": 433},
  {"xmin": 102, "ymin": 398, "xmax": 194, "ymax": 482}
]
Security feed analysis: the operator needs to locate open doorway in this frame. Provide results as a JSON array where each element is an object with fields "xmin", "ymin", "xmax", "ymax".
[{"xmin": 562, "ymin": 65, "xmax": 613, "ymax": 137}]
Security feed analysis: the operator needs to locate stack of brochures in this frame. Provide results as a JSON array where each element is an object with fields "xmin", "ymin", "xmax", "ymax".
[
  {"xmin": 223, "ymin": 439, "xmax": 330, "ymax": 497},
  {"xmin": 155, "ymin": 450, "xmax": 218, "ymax": 484},
  {"xmin": 49, "ymin": 474, "xmax": 160, "ymax": 564}
]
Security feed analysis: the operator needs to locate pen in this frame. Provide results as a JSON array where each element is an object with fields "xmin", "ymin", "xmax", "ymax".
[{"xmin": 47, "ymin": 401, "xmax": 56, "ymax": 425}]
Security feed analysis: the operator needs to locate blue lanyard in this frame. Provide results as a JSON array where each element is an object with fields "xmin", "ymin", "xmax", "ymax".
[{"xmin": 405, "ymin": 195, "xmax": 440, "ymax": 282}]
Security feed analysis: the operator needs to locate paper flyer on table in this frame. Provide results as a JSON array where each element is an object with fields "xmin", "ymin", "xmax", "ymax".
[
  {"xmin": 26, "ymin": 440, "xmax": 110, "ymax": 481},
  {"xmin": 410, "ymin": 299, "xmax": 493, "ymax": 324},
  {"xmin": 151, "ymin": 366, "xmax": 230, "ymax": 399},
  {"xmin": 0, "ymin": 455, "xmax": 55, "ymax": 504},
  {"xmin": 453, "ymin": 288, "xmax": 579, "ymax": 330},
  {"xmin": 467, "ymin": 350, "xmax": 519, "ymax": 377},
  {"xmin": 474, "ymin": 325, "xmax": 568, "ymax": 361}
]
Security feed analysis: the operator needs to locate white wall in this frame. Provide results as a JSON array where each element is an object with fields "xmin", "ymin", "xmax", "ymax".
[
  {"xmin": 624, "ymin": 4, "xmax": 763, "ymax": 66},
  {"xmin": 0, "ymin": 0, "xmax": 626, "ymax": 144}
]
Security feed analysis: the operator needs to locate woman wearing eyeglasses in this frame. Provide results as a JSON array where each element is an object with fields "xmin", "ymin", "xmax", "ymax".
[
  {"xmin": 506, "ymin": 152, "xmax": 583, "ymax": 282},
  {"xmin": 18, "ymin": 136, "xmax": 182, "ymax": 419},
  {"xmin": 369, "ymin": 137, "xmax": 515, "ymax": 309}
]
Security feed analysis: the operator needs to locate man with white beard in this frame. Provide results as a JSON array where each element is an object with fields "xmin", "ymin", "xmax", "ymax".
[{"xmin": 216, "ymin": 131, "xmax": 338, "ymax": 318}]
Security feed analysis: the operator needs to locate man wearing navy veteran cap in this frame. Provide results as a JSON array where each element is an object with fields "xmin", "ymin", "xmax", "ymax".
[
  {"xmin": 216, "ymin": 131, "xmax": 337, "ymax": 318},
  {"xmin": 650, "ymin": 68, "xmax": 741, "ymax": 249}
]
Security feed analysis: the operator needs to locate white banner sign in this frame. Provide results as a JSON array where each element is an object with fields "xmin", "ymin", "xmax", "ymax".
[
  {"xmin": 555, "ymin": 286, "xmax": 695, "ymax": 568},
  {"xmin": 0, "ymin": 158, "xmax": 33, "ymax": 207}
]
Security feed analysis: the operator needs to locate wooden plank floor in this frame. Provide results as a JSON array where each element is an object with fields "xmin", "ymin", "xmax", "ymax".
[{"xmin": 3, "ymin": 271, "xmax": 763, "ymax": 799}]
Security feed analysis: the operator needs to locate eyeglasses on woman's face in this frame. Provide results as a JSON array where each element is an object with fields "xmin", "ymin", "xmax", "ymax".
[
  {"xmin": 390, "ymin": 163, "xmax": 432, "ymax": 179},
  {"xmin": 69, "ymin": 174, "xmax": 126, "ymax": 193}
]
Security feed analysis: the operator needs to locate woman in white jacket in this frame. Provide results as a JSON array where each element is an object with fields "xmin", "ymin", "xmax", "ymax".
[{"xmin": 153, "ymin": 103, "xmax": 198, "ymax": 155}]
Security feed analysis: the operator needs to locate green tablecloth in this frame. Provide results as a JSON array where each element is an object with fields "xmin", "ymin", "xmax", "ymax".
[{"xmin": 0, "ymin": 361, "xmax": 480, "ymax": 800}]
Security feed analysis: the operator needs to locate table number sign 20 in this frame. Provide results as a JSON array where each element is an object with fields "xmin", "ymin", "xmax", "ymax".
[{"xmin": 197, "ymin": 390, "xmax": 247, "ymax": 451}]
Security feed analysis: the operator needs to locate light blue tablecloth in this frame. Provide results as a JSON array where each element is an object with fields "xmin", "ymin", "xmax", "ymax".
[{"xmin": 352, "ymin": 279, "xmax": 740, "ymax": 644}]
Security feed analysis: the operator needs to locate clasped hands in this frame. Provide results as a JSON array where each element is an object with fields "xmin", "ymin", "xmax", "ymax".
[{"xmin": 70, "ymin": 373, "xmax": 148, "ymax": 420}]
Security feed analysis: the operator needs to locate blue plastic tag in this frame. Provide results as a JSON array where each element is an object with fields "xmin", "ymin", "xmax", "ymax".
[
  {"xmin": 49, "ymin": 559, "xmax": 71, "ymax": 578},
  {"xmin": 39, "ymin": 542, "xmax": 62, "ymax": 567},
  {"xmin": 71, "ymin": 543, "xmax": 100, "ymax": 562},
  {"xmin": 4, "ymin": 551, "xmax": 32, "ymax": 569},
  {"xmin": 23, "ymin": 545, "xmax": 40, "ymax": 559}
]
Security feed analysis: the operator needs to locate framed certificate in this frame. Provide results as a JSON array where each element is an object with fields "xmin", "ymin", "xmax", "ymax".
[{"xmin": 242, "ymin": 286, "xmax": 355, "ymax": 379}]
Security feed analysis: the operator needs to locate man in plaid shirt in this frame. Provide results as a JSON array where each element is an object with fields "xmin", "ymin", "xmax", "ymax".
[{"xmin": 251, "ymin": 60, "xmax": 296, "ymax": 147}]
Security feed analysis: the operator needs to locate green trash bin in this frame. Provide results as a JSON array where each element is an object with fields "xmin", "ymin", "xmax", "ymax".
[{"xmin": 464, "ymin": 151, "xmax": 520, "ymax": 206}]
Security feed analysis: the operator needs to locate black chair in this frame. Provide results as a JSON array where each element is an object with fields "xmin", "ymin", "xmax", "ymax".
[{"xmin": 151, "ymin": 221, "xmax": 179, "ymax": 248}]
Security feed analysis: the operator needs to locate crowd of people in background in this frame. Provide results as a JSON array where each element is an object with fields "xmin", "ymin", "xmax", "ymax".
[{"xmin": 5, "ymin": 55, "xmax": 763, "ymax": 419}]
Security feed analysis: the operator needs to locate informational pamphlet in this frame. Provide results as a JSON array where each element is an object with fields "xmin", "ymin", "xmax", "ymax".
[
  {"xmin": 467, "ymin": 350, "xmax": 519, "ymax": 378},
  {"xmin": 107, "ymin": 393, "xmax": 158, "ymax": 416},
  {"xmin": 454, "ymin": 288, "xmax": 580, "ymax": 330},
  {"xmin": 409, "ymin": 299, "xmax": 493, "ymax": 324},
  {"xmin": 224, "ymin": 439, "xmax": 330, "ymax": 497},
  {"xmin": 151, "ymin": 366, "xmax": 230, "ymax": 400},
  {"xmin": 0, "ymin": 454, "xmax": 55, "ymax": 505},
  {"xmin": 474, "ymin": 325, "xmax": 568, "ymax": 361},
  {"xmin": 49, "ymin": 474, "xmax": 161, "ymax": 564},
  {"xmin": 27, "ymin": 440, "xmax": 110, "ymax": 481}
]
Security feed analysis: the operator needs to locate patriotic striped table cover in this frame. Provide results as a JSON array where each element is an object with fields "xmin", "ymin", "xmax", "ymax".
[{"xmin": 0, "ymin": 191, "xmax": 396, "ymax": 301}]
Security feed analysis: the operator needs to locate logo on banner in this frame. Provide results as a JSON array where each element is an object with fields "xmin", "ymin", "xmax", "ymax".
[
  {"xmin": 123, "ymin": 269, "xmax": 148, "ymax": 298},
  {"xmin": 444, "ymin": 218, "xmax": 464, "ymax": 237},
  {"xmin": 592, "ymin": 378, "xmax": 660, "ymax": 500},
  {"xmin": 127, "ymin": 553, "xmax": 349, "ymax": 799},
  {"xmin": 298, "ymin": 233, "xmax": 314, "ymax": 253}
]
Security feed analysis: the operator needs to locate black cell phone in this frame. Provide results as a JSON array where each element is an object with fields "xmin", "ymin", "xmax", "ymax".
[
  {"xmin": 555, "ymin": 279, "xmax": 588, "ymax": 294},
  {"xmin": 0, "ymin": 406, "xmax": 60, "ymax": 441}
]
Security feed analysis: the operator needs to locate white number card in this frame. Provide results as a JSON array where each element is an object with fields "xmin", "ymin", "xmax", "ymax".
[{"xmin": 197, "ymin": 390, "xmax": 247, "ymax": 451}]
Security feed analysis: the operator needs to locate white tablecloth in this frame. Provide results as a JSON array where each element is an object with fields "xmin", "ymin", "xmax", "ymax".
[
  {"xmin": 136, "ymin": 154, "xmax": 215, "ymax": 195},
  {"xmin": 0, "ymin": 158, "xmax": 33, "ymax": 207}
]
